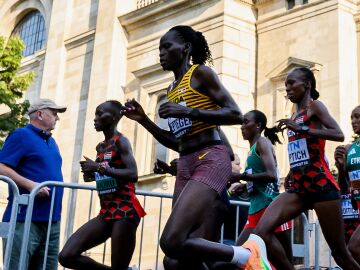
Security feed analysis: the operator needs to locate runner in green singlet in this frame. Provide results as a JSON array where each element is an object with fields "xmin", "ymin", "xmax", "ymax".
[{"xmin": 335, "ymin": 105, "xmax": 360, "ymax": 264}]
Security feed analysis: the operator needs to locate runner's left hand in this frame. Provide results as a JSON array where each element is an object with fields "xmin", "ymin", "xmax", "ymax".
[
  {"xmin": 159, "ymin": 102, "xmax": 191, "ymax": 119},
  {"xmin": 80, "ymin": 156, "xmax": 99, "ymax": 173},
  {"xmin": 277, "ymin": 118, "xmax": 302, "ymax": 132}
]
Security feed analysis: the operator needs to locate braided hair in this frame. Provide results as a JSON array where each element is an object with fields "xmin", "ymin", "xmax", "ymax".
[{"xmin": 169, "ymin": 25, "xmax": 213, "ymax": 66}]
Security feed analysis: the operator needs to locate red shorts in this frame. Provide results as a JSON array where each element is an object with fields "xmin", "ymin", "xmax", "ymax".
[{"xmin": 244, "ymin": 207, "xmax": 292, "ymax": 233}]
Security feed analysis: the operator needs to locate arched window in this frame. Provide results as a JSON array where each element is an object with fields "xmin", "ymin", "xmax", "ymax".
[
  {"xmin": 12, "ymin": 11, "xmax": 46, "ymax": 57},
  {"xmin": 151, "ymin": 95, "xmax": 169, "ymax": 165}
]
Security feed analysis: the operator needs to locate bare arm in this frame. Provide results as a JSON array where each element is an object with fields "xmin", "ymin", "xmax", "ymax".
[
  {"xmin": 158, "ymin": 66, "xmax": 243, "ymax": 125},
  {"xmin": 334, "ymin": 144, "xmax": 351, "ymax": 194},
  {"xmin": 231, "ymin": 138, "xmax": 277, "ymax": 183},
  {"xmin": 104, "ymin": 136, "xmax": 138, "ymax": 182},
  {"xmin": 307, "ymin": 100, "xmax": 344, "ymax": 141},
  {"xmin": 278, "ymin": 101, "xmax": 344, "ymax": 142},
  {"xmin": 122, "ymin": 99, "xmax": 179, "ymax": 151},
  {"xmin": 81, "ymin": 136, "xmax": 139, "ymax": 182},
  {"xmin": 0, "ymin": 163, "xmax": 49, "ymax": 197}
]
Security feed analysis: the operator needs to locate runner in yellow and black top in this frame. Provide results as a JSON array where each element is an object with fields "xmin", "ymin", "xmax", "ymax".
[
  {"xmin": 335, "ymin": 105, "xmax": 360, "ymax": 264},
  {"xmin": 122, "ymin": 25, "xmax": 275, "ymax": 270},
  {"xmin": 59, "ymin": 101, "xmax": 144, "ymax": 270}
]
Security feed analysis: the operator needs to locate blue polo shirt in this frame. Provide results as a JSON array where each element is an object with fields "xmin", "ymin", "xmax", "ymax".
[{"xmin": 0, "ymin": 124, "xmax": 64, "ymax": 222}]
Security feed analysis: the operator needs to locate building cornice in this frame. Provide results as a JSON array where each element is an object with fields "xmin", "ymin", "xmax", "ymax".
[
  {"xmin": 119, "ymin": 0, "xmax": 217, "ymax": 33},
  {"xmin": 257, "ymin": 0, "xmax": 337, "ymax": 34},
  {"xmin": 19, "ymin": 48, "xmax": 46, "ymax": 73},
  {"xmin": 64, "ymin": 29, "xmax": 96, "ymax": 50},
  {"xmin": 267, "ymin": 57, "xmax": 322, "ymax": 82},
  {"xmin": 235, "ymin": 0, "xmax": 254, "ymax": 6}
]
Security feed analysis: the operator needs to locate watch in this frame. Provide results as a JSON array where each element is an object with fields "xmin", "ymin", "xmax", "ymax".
[
  {"xmin": 300, "ymin": 125, "xmax": 310, "ymax": 134},
  {"xmin": 189, "ymin": 108, "xmax": 200, "ymax": 119}
]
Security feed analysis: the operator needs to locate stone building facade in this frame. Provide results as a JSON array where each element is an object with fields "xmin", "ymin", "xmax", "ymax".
[{"xmin": 0, "ymin": 0, "xmax": 359, "ymax": 268}]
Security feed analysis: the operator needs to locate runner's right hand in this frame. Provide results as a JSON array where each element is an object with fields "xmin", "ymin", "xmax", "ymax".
[
  {"xmin": 334, "ymin": 145, "xmax": 347, "ymax": 169},
  {"xmin": 121, "ymin": 99, "xmax": 147, "ymax": 122}
]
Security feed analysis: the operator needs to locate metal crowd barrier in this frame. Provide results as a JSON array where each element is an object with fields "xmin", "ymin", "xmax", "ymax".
[
  {"xmin": 0, "ymin": 176, "xmax": 25, "ymax": 270},
  {"xmin": 0, "ymin": 179, "xmax": 316, "ymax": 270}
]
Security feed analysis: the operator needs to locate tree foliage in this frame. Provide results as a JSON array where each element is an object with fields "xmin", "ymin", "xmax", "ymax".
[{"xmin": 0, "ymin": 36, "xmax": 34, "ymax": 146}]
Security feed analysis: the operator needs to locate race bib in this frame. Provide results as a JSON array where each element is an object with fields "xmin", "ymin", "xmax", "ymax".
[
  {"xmin": 341, "ymin": 194, "xmax": 359, "ymax": 220},
  {"xmin": 349, "ymin": 169, "xmax": 360, "ymax": 190},
  {"xmin": 168, "ymin": 102, "xmax": 192, "ymax": 138},
  {"xmin": 288, "ymin": 138, "xmax": 310, "ymax": 168},
  {"xmin": 245, "ymin": 168, "xmax": 254, "ymax": 193},
  {"xmin": 95, "ymin": 163, "xmax": 118, "ymax": 195}
]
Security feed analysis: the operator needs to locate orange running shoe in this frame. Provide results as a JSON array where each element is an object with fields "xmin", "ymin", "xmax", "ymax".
[{"xmin": 242, "ymin": 234, "xmax": 271, "ymax": 270}]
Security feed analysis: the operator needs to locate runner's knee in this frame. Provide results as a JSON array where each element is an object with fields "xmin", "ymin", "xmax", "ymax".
[
  {"xmin": 58, "ymin": 247, "xmax": 78, "ymax": 267},
  {"xmin": 160, "ymin": 233, "xmax": 185, "ymax": 258}
]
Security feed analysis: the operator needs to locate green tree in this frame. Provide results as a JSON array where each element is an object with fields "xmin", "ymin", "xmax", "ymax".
[{"xmin": 0, "ymin": 36, "xmax": 34, "ymax": 146}]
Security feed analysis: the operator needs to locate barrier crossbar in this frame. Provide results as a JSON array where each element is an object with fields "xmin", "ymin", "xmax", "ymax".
[{"xmin": 0, "ymin": 179, "xmax": 314, "ymax": 270}]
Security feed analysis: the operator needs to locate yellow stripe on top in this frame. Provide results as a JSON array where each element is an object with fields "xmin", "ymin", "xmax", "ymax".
[{"xmin": 167, "ymin": 65, "xmax": 220, "ymax": 138}]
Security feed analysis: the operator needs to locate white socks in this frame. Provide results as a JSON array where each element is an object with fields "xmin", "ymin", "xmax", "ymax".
[{"xmin": 230, "ymin": 245, "xmax": 251, "ymax": 266}]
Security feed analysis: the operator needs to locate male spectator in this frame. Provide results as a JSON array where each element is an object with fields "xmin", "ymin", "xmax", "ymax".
[{"xmin": 0, "ymin": 98, "xmax": 66, "ymax": 270}]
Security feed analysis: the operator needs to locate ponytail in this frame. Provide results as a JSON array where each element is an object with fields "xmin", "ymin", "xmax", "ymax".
[
  {"xmin": 169, "ymin": 25, "xmax": 213, "ymax": 66},
  {"xmin": 250, "ymin": 110, "xmax": 282, "ymax": 145},
  {"xmin": 264, "ymin": 126, "xmax": 282, "ymax": 145}
]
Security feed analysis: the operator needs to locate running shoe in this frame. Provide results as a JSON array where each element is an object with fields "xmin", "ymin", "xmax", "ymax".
[{"xmin": 242, "ymin": 234, "xmax": 272, "ymax": 270}]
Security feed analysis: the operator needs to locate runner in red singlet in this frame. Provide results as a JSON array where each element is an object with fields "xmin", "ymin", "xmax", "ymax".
[
  {"xmin": 244, "ymin": 67, "xmax": 360, "ymax": 270},
  {"xmin": 59, "ymin": 101, "xmax": 145, "ymax": 270}
]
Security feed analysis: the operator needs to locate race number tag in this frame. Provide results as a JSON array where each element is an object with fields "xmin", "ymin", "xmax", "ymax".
[
  {"xmin": 95, "ymin": 163, "xmax": 118, "ymax": 195},
  {"xmin": 349, "ymin": 169, "xmax": 360, "ymax": 190},
  {"xmin": 168, "ymin": 102, "xmax": 192, "ymax": 138},
  {"xmin": 245, "ymin": 168, "xmax": 254, "ymax": 193},
  {"xmin": 341, "ymin": 194, "xmax": 359, "ymax": 220},
  {"xmin": 288, "ymin": 138, "xmax": 310, "ymax": 168}
]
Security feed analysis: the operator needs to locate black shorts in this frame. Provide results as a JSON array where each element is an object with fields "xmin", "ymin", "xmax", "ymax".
[{"xmin": 288, "ymin": 187, "xmax": 340, "ymax": 210}]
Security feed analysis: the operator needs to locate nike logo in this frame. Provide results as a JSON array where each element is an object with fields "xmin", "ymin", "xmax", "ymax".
[{"xmin": 198, "ymin": 151, "xmax": 209, "ymax": 160}]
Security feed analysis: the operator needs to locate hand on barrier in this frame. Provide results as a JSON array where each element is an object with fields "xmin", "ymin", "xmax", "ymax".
[{"xmin": 36, "ymin": 186, "xmax": 50, "ymax": 198}]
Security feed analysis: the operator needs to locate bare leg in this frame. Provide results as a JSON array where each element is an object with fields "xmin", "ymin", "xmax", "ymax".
[
  {"xmin": 348, "ymin": 225, "xmax": 360, "ymax": 263},
  {"xmin": 254, "ymin": 192, "xmax": 306, "ymax": 270},
  {"xmin": 58, "ymin": 216, "xmax": 112, "ymax": 270},
  {"xmin": 160, "ymin": 181, "xmax": 234, "ymax": 263},
  {"xmin": 111, "ymin": 220, "xmax": 138, "ymax": 270},
  {"xmin": 313, "ymin": 200, "xmax": 360, "ymax": 270},
  {"xmin": 275, "ymin": 230, "xmax": 293, "ymax": 264},
  {"xmin": 163, "ymin": 181, "xmax": 229, "ymax": 269},
  {"xmin": 235, "ymin": 228, "xmax": 253, "ymax": 246}
]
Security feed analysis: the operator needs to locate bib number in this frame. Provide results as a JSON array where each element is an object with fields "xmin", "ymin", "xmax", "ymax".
[
  {"xmin": 95, "ymin": 163, "xmax": 118, "ymax": 195},
  {"xmin": 341, "ymin": 194, "xmax": 359, "ymax": 220},
  {"xmin": 349, "ymin": 170, "xmax": 360, "ymax": 190},
  {"xmin": 168, "ymin": 102, "xmax": 192, "ymax": 138},
  {"xmin": 288, "ymin": 138, "xmax": 310, "ymax": 168},
  {"xmin": 245, "ymin": 168, "xmax": 253, "ymax": 193}
]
